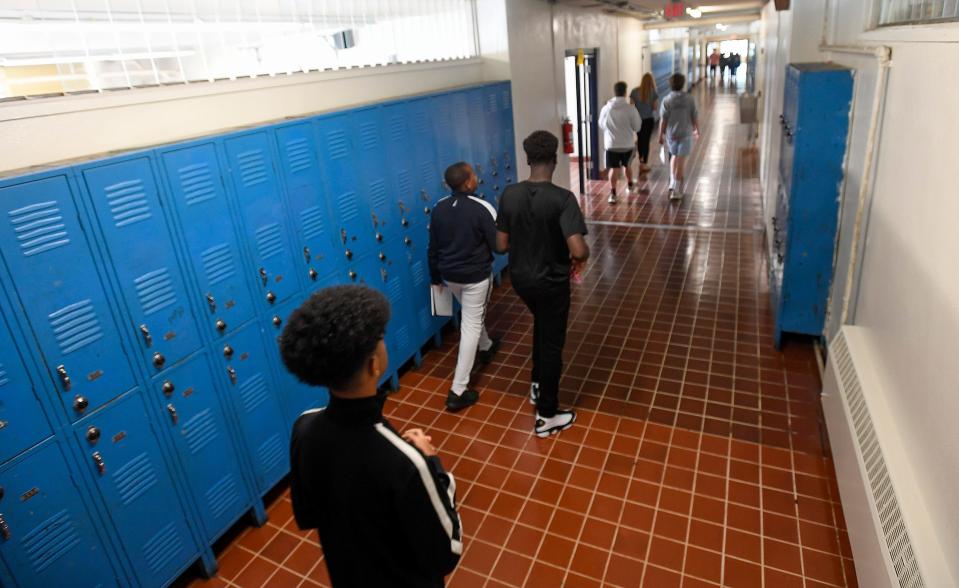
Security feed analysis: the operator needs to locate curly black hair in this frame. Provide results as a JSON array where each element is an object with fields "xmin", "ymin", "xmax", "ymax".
[
  {"xmin": 444, "ymin": 161, "xmax": 472, "ymax": 192},
  {"xmin": 279, "ymin": 285, "xmax": 390, "ymax": 390},
  {"xmin": 522, "ymin": 130, "xmax": 559, "ymax": 165}
]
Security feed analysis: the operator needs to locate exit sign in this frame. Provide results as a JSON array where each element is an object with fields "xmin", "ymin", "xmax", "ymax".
[{"xmin": 665, "ymin": 2, "xmax": 685, "ymax": 19}]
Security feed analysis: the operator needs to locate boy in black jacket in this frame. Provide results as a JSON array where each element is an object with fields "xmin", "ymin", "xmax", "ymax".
[{"xmin": 280, "ymin": 285, "xmax": 462, "ymax": 587}]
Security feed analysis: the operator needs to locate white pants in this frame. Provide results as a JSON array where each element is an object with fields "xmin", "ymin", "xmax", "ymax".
[{"xmin": 446, "ymin": 277, "xmax": 493, "ymax": 394}]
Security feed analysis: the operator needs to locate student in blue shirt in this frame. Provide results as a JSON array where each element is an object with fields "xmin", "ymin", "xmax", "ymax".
[{"xmin": 659, "ymin": 73, "xmax": 700, "ymax": 200}]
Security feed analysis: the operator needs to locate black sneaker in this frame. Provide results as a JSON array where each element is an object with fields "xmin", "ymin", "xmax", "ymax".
[
  {"xmin": 445, "ymin": 389, "xmax": 479, "ymax": 412},
  {"xmin": 534, "ymin": 409, "xmax": 577, "ymax": 438},
  {"xmin": 476, "ymin": 337, "xmax": 501, "ymax": 365}
]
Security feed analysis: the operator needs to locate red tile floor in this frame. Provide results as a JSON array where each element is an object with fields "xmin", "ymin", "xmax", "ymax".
[{"xmin": 174, "ymin": 83, "xmax": 857, "ymax": 587}]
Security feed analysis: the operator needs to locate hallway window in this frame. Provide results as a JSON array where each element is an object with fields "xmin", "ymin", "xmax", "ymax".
[
  {"xmin": 879, "ymin": 0, "xmax": 959, "ymax": 25},
  {"xmin": 0, "ymin": 0, "xmax": 478, "ymax": 99}
]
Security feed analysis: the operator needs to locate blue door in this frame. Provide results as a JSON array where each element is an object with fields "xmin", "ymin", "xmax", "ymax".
[
  {"xmin": 272, "ymin": 122, "xmax": 343, "ymax": 289},
  {"xmin": 314, "ymin": 113, "xmax": 374, "ymax": 259},
  {"xmin": 0, "ymin": 174, "xmax": 136, "ymax": 421},
  {"xmin": 216, "ymin": 321, "xmax": 288, "ymax": 494},
  {"xmin": 382, "ymin": 102, "xmax": 419, "ymax": 228},
  {"xmin": 0, "ymin": 440, "xmax": 121, "ymax": 588},
  {"xmin": 157, "ymin": 142, "xmax": 258, "ymax": 340},
  {"xmin": 351, "ymin": 107, "xmax": 397, "ymax": 242},
  {"xmin": 266, "ymin": 296, "xmax": 329, "ymax": 428},
  {"xmin": 152, "ymin": 353, "xmax": 251, "ymax": 542},
  {"xmin": 75, "ymin": 391, "xmax": 195, "ymax": 587},
  {"xmin": 221, "ymin": 132, "xmax": 300, "ymax": 310},
  {"xmin": 0, "ymin": 305, "xmax": 52, "ymax": 464},
  {"xmin": 79, "ymin": 156, "xmax": 202, "ymax": 375}
]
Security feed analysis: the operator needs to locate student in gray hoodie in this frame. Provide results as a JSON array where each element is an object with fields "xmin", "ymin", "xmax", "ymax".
[{"xmin": 598, "ymin": 81, "xmax": 642, "ymax": 204}]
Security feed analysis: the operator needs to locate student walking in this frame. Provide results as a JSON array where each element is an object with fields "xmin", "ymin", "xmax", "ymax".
[
  {"xmin": 598, "ymin": 81, "xmax": 642, "ymax": 204},
  {"xmin": 495, "ymin": 131, "xmax": 589, "ymax": 438},
  {"xmin": 709, "ymin": 48, "xmax": 720, "ymax": 78},
  {"xmin": 659, "ymin": 73, "xmax": 700, "ymax": 200},
  {"xmin": 629, "ymin": 73, "xmax": 659, "ymax": 174},
  {"xmin": 428, "ymin": 162, "xmax": 501, "ymax": 412},
  {"xmin": 281, "ymin": 285, "xmax": 462, "ymax": 587}
]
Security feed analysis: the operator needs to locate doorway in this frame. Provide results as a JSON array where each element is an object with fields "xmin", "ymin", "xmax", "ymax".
[
  {"xmin": 706, "ymin": 38, "xmax": 750, "ymax": 88},
  {"xmin": 564, "ymin": 48, "xmax": 599, "ymax": 195}
]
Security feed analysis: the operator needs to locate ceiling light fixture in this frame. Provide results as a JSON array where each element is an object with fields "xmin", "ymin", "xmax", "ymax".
[
  {"xmin": 715, "ymin": 23, "xmax": 729, "ymax": 31},
  {"xmin": 686, "ymin": 8, "xmax": 703, "ymax": 18}
]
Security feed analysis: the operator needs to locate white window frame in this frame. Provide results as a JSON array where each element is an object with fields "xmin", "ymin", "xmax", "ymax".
[{"xmin": 861, "ymin": 0, "xmax": 959, "ymax": 41}]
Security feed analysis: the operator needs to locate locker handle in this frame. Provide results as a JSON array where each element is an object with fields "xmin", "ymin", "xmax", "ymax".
[
  {"xmin": 56, "ymin": 364, "xmax": 72, "ymax": 392},
  {"xmin": 92, "ymin": 452, "xmax": 106, "ymax": 475},
  {"xmin": 223, "ymin": 345, "xmax": 234, "ymax": 359},
  {"xmin": 259, "ymin": 267, "xmax": 268, "ymax": 285},
  {"xmin": 86, "ymin": 426, "xmax": 101, "ymax": 444},
  {"xmin": 0, "ymin": 514, "xmax": 9, "ymax": 540},
  {"xmin": 272, "ymin": 315, "xmax": 282, "ymax": 327},
  {"xmin": 266, "ymin": 291, "xmax": 276, "ymax": 304},
  {"xmin": 348, "ymin": 271, "xmax": 357, "ymax": 281},
  {"xmin": 401, "ymin": 219, "xmax": 409, "ymax": 227},
  {"xmin": 73, "ymin": 395, "xmax": 89, "ymax": 413},
  {"xmin": 309, "ymin": 268, "xmax": 318, "ymax": 281},
  {"xmin": 344, "ymin": 249, "xmax": 353, "ymax": 260},
  {"xmin": 378, "ymin": 252, "xmax": 386, "ymax": 261},
  {"xmin": 376, "ymin": 233, "xmax": 383, "ymax": 242},
  {"xmin": 206, "ymin": 293, "xmax": 216, "ymax": 312},
  {"xmin": 167, "ymin": 404, "xmax": 178, "ymax": 425},
  {"xmin": 152, "ymin": 352, "xmax": 166, "ymax": 370},
  {"xmin": 227, "ymin": 366, "xmax": 237, "ymax": 385},
  {"xmin": 303, "ymin": 246, "xmax": 311, "ymax": 263},
  {"xmin": 216, "ymin": 319, "xmax": 227, "ymax": 332},
  {"xmin": 404, "ymin": 237, "xmax": 412, "ymax": 246},
  {"xmin": 162, "ymin": 381, "xmax": 175, "ymax": 396},
  {"xmin": 423, "ymin": 206, "xmax": 430, "ymax": 215},
  {"xmin": 139, "ymin": 324, "xmax": 153, "ymax": 347}
]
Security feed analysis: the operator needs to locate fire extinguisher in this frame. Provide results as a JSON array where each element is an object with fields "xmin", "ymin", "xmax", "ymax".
[{"xmin": 561, "ymin": 117, "xmax": 574, "ymax": 154}]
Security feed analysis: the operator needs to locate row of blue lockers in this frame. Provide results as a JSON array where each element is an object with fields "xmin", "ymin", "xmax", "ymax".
[{"xmin": 0, "ymin": 80, "xmax": 516, "ymax": 587}]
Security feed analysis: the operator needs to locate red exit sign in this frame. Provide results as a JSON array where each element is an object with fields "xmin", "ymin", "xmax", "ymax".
[{"xmin": 665, "ymin": 2, "xmax": 685, "ymax": 19}]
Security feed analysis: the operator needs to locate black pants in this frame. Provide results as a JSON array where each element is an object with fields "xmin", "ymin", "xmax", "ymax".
[
  {"xmin": 636, "ymin": 117, "xmax": 655, "ymax": 164},
  {"xmin": 513, "ymin": 282, "xmax": 570, "ymax": 418}
]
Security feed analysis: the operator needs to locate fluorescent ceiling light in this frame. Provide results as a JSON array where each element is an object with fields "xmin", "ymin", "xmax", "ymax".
[
  {"xmin": 686, "ymin": 8, "xmax": 703, "ymax": 18},
  {"xmin": 715, "ymin": 23, "xmax": 729, "ymax": 31}
]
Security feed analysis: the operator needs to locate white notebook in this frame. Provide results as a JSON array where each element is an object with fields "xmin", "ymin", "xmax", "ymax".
[{"xmin": 430, "ymin": 284, "xmax": 453, "ymax": 317}]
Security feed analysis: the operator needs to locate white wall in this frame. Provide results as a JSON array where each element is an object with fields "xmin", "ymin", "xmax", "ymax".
[{"xmin": 0, "ymin": 59, "xmax": 485, "ymax": 175}]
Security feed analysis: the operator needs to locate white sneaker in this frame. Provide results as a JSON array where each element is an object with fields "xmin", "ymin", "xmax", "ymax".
[
  {"xmin": 529, "ymin": 382, "xmax": 540, "ymax": 406},
  {"xmin": 535, "ymin": 410, "xmax": 577, "ymax": 438},
  {"xmin": 608, "ymin": 193, "xmax": 617, "ymax": 204}
]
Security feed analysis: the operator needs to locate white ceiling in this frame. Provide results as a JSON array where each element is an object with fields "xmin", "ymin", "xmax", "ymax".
[{"xmin": 554, "ymin": 0, "xmax": 763, "ymax": 21}]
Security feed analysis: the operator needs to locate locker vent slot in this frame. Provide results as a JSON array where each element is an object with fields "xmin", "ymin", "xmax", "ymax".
[
  {"xmin": 487, "ymin": 92, "xmax": 498, "ymax": 114},
  {"xmin": 358, "ymin": 122, "xmax": 378, "ymax": 151},
  {"xmin": 326, "ymin": 130, "xmax": 349, "ymax": 160},
  {"xmin": 22, "ymin": 509, "xmax": 80, "ymax": 573},
  {"xmin": 236, "ymin": 149, "xmax": 268, "ymax": 188},
  {"xmin": 257, "ymin": 433, "xmax": 285, "ymax": 475},
  {"xmin": 389, "ymin": 116, "xmax": 405, "ymax": 144},
  {"xmin": 134, "ymin": 268, "xmax": 178, "ymax": 316},
  {"xmin": 419, "ymin": 162, "xmax": 436, "ymax": 187},
  {"xmin": 49, "ymin": 299, "xmax": 104, "ymax": 354},
  {"xmin": 201, "ymin": 243, "xmax": 237, "ymax": 286},
  {"xmin": 284, "ymin": 137, "xmax": 313, "ymax": 174},
  {"xmin": 395, "ymin": 325, "xmax": 411, "ymax": 353},
  {"xmin": 176, "ymin": 162, "xmax": 217, "ymax": 206},
  {"xmin": 9, "ymin": 200, "xmax": 71, "ymax": 257},
  {"xmin": 300, "ymin": 206, "xmax": 326, "ymax": 241},
  {"xmin": 0, "ymin": 364, "xmax": 9, "ymax": 387},
  {"xmin": 205, "ymin": 474, "xmax": 241, "ymax": 521},
  {"xmin": 396, "ymin": 170, "xmax": 413, "ymax": 196},
  {"xmin": 113, "ymin": 452, "xmax": 159, "ymax": 506},
  {"xmin": 418, "ymin": 308, "xmax": 430, "ymax": 334},
  {"xmin": 336, "ymin": 192, "xmax": 359, "ymax": 222},
  {"xmin": 413, "ymin": 109, "xmax": 430, "ymax": 134},
  {"xmin": 142, "ymin": 521, "xmax": 185, "ymax": 575},
  {"xmin": 104, "ymin": 179, "xmax": 153, "ymax": 228},
  {"xmin": 238, "ymin": 373, "xmax": 269, "ymax": 413},
  {"xmin": 411, "ymin": 260, "xmax": 427, "ymax": 288},
  {"xmin": 254, "ymin": 223, "xmax": 285, "ymax": 261},
  {"xmin": 182, "ymin": 408, "xmax": 219, "ymax": 455},
  {"xmin": 369, "ymin": 180, "xmax": 388, "ymax": 211}
]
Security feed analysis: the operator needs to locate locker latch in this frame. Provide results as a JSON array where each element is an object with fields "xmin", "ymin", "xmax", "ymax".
[
  {"xmin": 162, "ymin": 381, "xmax": 175, "ymax": 397},
  {"xmin": 378, "ymin": 252, "xmax": 386, "ymax": 262},
  {"xmin": 167, "ymin": 404, "xmax": 178, "ymax": 425},
  {"xmin": 303, "ymin": 247, "xmax": 311, "ymax": 263},
  {"xmin": 152, "ymin": 352, "xmax": 166, "ymax": 370},
  {"xmin": 91, "ymin": 452, "xmax": 106, "ymax": 475},
  {"xmin": 223, "ymin": 345, "xmax": 234, "ymax": 359},
  {"xmin": 139, "ymin": 324, "xmax": 153, "ymax": 347},
  {"xmin": 266, "ymin": 291, "xmax": 276, "ymax": 304},
  {"xmin": 56, "ymin": 364, "xmax": 72, "ymax": 392},
  {"xmin": 308, "ymin": 268, "xmax": 318, "ymax": 281},
  {"xmin": 272, "ymin": 316, "xmax": 282, "ymax": 327},
  {"xmin": 227, "ymin": 366, "xmax": 237, "ymax": 385},
  {"xmin": 404, "ymin": 237, "xmax": 412, "ymax": 246},
  {"xmin": 85, "ymin": 426, "xmax": 101, "ymax": 444},
  {"xmin": 344, "ymin": 249, "xmax": 353, "ymax": 260},
  {"xmin": 215, "ymin": 319, "xmax": 227, "ymax": 332},
  {"xmin": 206, "ymin": 293, "xmax": 217, "ymax": 312},
  {"xmin": 0, "ymin": 514, "xmax": 9, "ymax": 540},
  {"xmin": 258, "ymin": 267, "xmax": 268, "ymax": 285},
  {"xmin": 73, "ymin": 395, "xmax": 89, "ymax": 413}
]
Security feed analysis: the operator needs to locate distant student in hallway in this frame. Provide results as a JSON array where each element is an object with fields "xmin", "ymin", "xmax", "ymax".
[
  {"xmin": 598, "ymin": 81, "xmax": 642, "ymax": 204},
  {"xmin": 428, "ymin": 162, "xmax": 501, "ymax": 412},
  {"xmin": 660, "ymin": 73, "xmax": 700, "ymax": 200},
  {"xmin": 709, "ymin": 48, "xmax": 720, "ymax": 78},
  {"xmin": 282, "ymin": 285, "xmax": 462, "ymax": 587},
  {"xmin": 629, "ymin": 74, "xmax": 659, "ymax": 176},
  {"xmin": 496, "ymin": 131, "xmax": 589, "ymax": 437}
]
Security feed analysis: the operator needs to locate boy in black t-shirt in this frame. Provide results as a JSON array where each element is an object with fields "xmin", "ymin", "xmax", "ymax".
[{"xmin": 495, "ymin": 131, "xmax": 590, "ymax": 437}]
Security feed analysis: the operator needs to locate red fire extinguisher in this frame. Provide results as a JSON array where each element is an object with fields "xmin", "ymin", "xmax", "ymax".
[{"xmin": 561, "ymin": 118, "xmax": 574, "ymax": 154}]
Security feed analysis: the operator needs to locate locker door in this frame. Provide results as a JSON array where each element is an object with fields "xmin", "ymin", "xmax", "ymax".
[
  {"xmin": 0, "ymin": 441, "xmax": 120, "ymax": 588},
  {"xmin": 273, "ymin": 123, "xmax": 343, "ymax": 289},
  {"xmin": 352, "ymin": 108, "xmax": 396, "ymax": 242},
  {"xmin": 382, "ymin": 103, "xmax": 418, "ymax": 231},
  {"xmin": 0, "ymin": 307, "xmax": 52, "ymax": 464},
  {"xmin": 222, "ymin": 132, "xmax": 300, "ymax": 310},
  {"xmin": 215, "ymin": 321, "xmax": 288, "ymax": 493},
  {"xmin": 0, "ymin": 175, "xmax": 136, "ymax": 421},
  {"xmin": 466, "ymin": 88, "xmax": 490, "ymax": 195},
  {"xmin": 369, "ymin": 260, "xmax": 418, "ymax": 373},
  {"xmin": 450, "ymin": 92, "xmax": 473, "ymax": 164},
  {"xmin": 406, "ymin": 231, "xmax": 449, "ymax": 343},
  {"xmin": 314, "ymin": 114, "xmax": 374, "ymax": 258},
  {"xmin": 344, "ymin": 256, "xmax": 393, "ymax": 387},
  {"xmin": 157, "ymin": 143, "xmax": 257, "ymax": 339},
  {"xmin": 75, "ymin": 392, "xmax": 195, "ymax": 587},
  {"xmin": 266, "ymin": 296, "xmax": 330, "ymax": 427},
  {"xmin": 499, "ymin": 83, "xmax": 516, "ymax": 185},
  {"xmin": 430, "ymin": 93, "xmax": 457, "ymax": 206},
  {"xmin": 152, "ymin": 353, "xmax": 251, "ymax": 542},
  {"xmin": 80, "ymin": 157, "xmax": 202, "ymax": 374},
  {"xmin": 483, "ymin": 85, "xmax": 506, "ymax": 205},
  {"xmin": 408, "ymin": 98, "xmax": 442, "ymax": 225}
]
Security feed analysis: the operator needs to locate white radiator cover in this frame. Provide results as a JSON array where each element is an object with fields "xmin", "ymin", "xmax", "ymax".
[{"xmin": 822, "ymin": 327, "xmax": 954, "ymax": 588}]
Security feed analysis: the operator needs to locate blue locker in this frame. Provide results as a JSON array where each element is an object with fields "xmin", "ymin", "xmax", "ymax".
[
  {"xmin": 221, "ymin": 132, "xmax": 300, "ymax": 310},
  {"xmin": 79, "ymin": 156, "xmax": 202, "ymax": 374},
  {"xmin": 466, "ymin": 88, "xmax": 490, "ymax": 194},
  {"xmin": 771, "ymin": 63, "xmax": 853, "ymax": 346},
  {"xmin": 382, "ymin": 102, "xmax": 419, "ymax": 226},
  {"xmin": 498, "ymin": 83, "xmax": 516, "ymax": 186},
  {"xmin": 151, "ymin": 353, "xmax": 252, "ymax": 542},
  {"xmin": 156, "ymin": 142, "xmax": 258, "ymax": 339},
  {"xmin": 314, "ymin": 113, "xmax": 374, "ymax": 258},
  {"xmin": 408, "ymin": 97, "xmax": 443, "ymax": 226},
  {"xmin": 0, "ymin": 174, "xmax": 136, "ymax": 420},
  {"xmin": 430, "ymin": 93, "xmax": 458, "ymax": 195},
  {"xmin": 351, "ymin": 107, "xmax": 398, "ymax": 241},
  {"xmin": 74, "ymin": 391, "xmax": 196, "ymax": 587},
  {"xmin": 0, "ymin": 306, "xmax": 52, "ymax": 464},
  {"xmin": 0, "ymin": 440, "xmax": 121, "ymax": 588},
  {"xmin": 214, "ymin": 321, "xmax": 288, "ymax": 493},
  {"xmin": 450, "ymin": 92, "xmax": 473, "ymax": 165},
  {"xmin": 405, "ymin": 226, "xmax": 450, "ymax": 343},
  {"xmin": 273, "ymin": 122, "xmax": 343, "ymax": 289}
]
